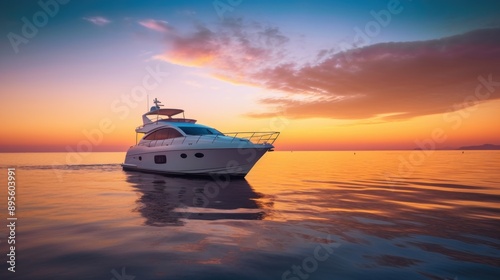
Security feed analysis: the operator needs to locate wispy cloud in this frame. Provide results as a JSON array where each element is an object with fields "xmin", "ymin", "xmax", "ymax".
[
  {"xmin": 150, "ymin": 21, "xmax": 500, "ymax": 121},
  {"xmin": 177, "ymin": 9, "xmax": 196, "ymax": 17},
  {"xmin": 153, "ymin": 18, "xmax": 289, "ymax": 73},
  {"xmin": 138, "ymin": 19, "xmax": 171, "ymax": 33},
  {"xmin": 83, "ymin": 16, "xmax": 111, "ymax": 26}
]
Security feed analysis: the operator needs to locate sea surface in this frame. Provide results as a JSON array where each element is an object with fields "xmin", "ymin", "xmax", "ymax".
[{"xmin": 0, "ymin": 151, "xmax": 499, "ymax": 280}]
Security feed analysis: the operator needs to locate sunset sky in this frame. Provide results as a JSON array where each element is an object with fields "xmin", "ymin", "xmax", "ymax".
[{"xmin": 1, "ymin": 0, "xmax": 499, "ymax": 152}]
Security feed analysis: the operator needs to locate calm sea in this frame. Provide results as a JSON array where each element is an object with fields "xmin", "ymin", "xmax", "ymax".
[{"xmin": 0, "ymin": 151, "xmax": 499, "ymax": 280}]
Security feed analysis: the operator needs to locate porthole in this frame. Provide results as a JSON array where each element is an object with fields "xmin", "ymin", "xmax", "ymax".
[
  {"xmin": 195, "ymin": 153, "xmax": 204, "ymax": 158},
  {"xmin": 138, "ymin": 156, "xmax": 142, "ymax": 161},
  {"xmin": 180, "ymin": 153, "xmax": 187, "ymax": 159}
]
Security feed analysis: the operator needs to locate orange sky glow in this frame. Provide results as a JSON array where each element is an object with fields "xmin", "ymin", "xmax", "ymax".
[{"xmin": 1, "ymin": 1, "xmax": 499, "ymax": 152}]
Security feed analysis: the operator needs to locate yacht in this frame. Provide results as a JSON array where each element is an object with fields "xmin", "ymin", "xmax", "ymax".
[{"xmin": 122, "ymin": 98, "xmax": 279, "ymax": 177}]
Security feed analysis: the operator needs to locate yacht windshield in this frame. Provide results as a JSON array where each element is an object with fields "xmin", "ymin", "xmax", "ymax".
[{"xmin": 179, "ymin": 126, "xmax": 224, "ymax": 136}]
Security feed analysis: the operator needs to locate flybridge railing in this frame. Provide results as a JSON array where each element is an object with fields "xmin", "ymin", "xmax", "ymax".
[{"xmin": 137, "ymin": 131, "xmax": 280, "ymax": 147}]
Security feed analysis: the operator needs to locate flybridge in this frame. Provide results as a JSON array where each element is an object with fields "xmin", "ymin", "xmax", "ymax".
[
  {"xmin": 141, "ymin": 108, "xmax": 197, "ymax": 125},
  {"xmin": 138, "ymin": 98, "xmax": 197, "ymax": 133}
]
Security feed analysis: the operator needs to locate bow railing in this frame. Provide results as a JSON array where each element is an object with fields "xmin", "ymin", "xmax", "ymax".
[{"xmin": 222, "ymin": 131, "xmax": 280, "ymax": 145}]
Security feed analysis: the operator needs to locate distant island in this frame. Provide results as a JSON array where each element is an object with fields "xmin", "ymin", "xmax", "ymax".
[
  {"xmin": 458, "ymin": 144, "xmax": 500, "ymax": 150},
  {"xmin": 413, "ymin": 144, "xmax": 500, "ymax": 150}
]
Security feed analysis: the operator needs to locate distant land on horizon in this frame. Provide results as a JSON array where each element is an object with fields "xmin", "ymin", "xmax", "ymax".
[
  {"xmin": 458, "ymin": 144, "xmax": 500, "ymax": 150},
  {"xmin": 413, "ymin": 144, "xmax": 500, "ymax": 151}
]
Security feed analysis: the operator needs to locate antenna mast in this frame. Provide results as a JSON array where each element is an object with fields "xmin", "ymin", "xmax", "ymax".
[{"xmin": 152, "ymin": 98, "xmax": 164, "ymax": 121}]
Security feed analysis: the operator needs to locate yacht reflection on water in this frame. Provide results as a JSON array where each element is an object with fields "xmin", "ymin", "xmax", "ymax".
[{"xmin": 126, "ymin": 171, "xmax": 266, "ymax": 226}]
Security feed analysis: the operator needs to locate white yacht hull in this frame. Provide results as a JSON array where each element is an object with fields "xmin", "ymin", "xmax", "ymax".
[
  {"xmin": 122, "ymin": 100, "xmax": 279, "ymax": 177},
  {"xmin": 122, "ymin": 145, "xmax": 271, "ymax": 177}
]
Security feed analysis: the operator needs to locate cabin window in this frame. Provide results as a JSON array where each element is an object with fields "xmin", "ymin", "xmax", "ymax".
[
  {"xmin": 180, "ymin": 153, "xmax": 187, "ymax": 159},
  {"xmin": 178, "ymin": 126, "xmax": 224, "ymax": 136},
  {"xmin": 195, "ymin": 153, "xmax": 204, "ymax": 158},
  {"xmin": 144, "ymin": 131, "xmax": 158, "ymax": 140},
  {"xmin": 144, "ymin": 128, "xmax": 183, "ymax": 140},
  {"xmin": 154, "ymin": 155, "xmax": 167, "ymax": 164}
]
